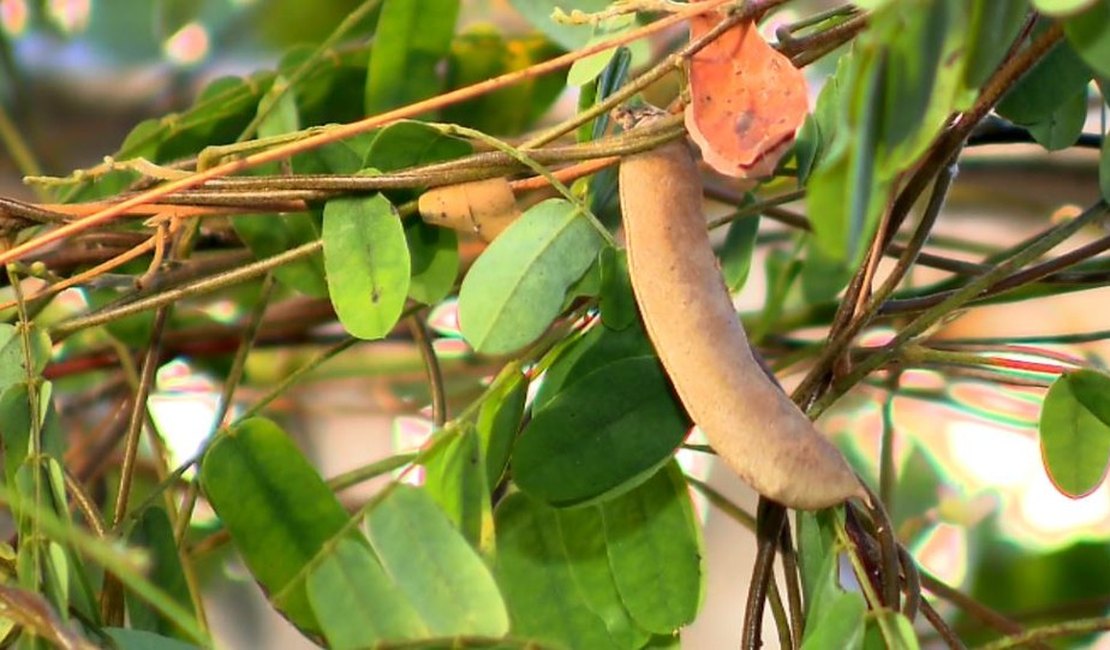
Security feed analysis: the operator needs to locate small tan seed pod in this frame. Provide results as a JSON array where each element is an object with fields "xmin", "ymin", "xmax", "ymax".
[
  {"xmin": 619, "ymin": 129, "xmax": 866, "ymax": 509},
  {"xmin": 418, "ymin": 177, "xmax": 521, "ymax": 243}
]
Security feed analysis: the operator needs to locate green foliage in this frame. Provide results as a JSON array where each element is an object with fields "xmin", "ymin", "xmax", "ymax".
[
  {"xmin": 323, "ymin": 194, "xmax": 411, "ymax": 340},
  {"xmin": 458, "ymin": 199, "xmax": 605, "ymax": 354},
  {"xmin": 513, "ymin": 353, "xmax": 688, "ymax": 506},
  {"xmin": 200, "ymin": 417, "xmax": 351, "ymax": 633},
  {"xmin": 495, "ymin": 464, "xmax": 701, "ymax": 649},
  {"xmin": 2, "ymin": 2, "xmax": 1107, "ymax": 648},
  {"xmin": 1039, "ymin": 371, "xmax": 1110, "ymax": 497},
  {"xmin": 365, "ymin": 0, "xmax": 460, "ymax": 115}
]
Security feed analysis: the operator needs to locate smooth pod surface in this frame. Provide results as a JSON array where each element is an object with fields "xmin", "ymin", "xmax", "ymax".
[
  {"xmin": 419, "ymin": 177, "xmax": 521, "ymax": 242},
  {"xmin": 619, "ymin": 136, "xmax": 865, "ymax": 509}
]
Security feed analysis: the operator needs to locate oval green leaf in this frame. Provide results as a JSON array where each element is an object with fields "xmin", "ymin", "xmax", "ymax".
[
  {"xmin": 406, "ymin": 220, "xmax": 459, "ymax": 305},
  {"xmin": 422, "ymin": 425, "xmax": 492, "ymax": 549},
  {"xmin": 105, "ymin": 628, "xmax": 201, "ymax": 650},
  {"xmin": 532, "ymin": 320, "xmax": 654, "ymax": 412},
  {"xmin": 507, "ymin": 0, "xmax": 610, "ymax": 50},
  {"xmin": 1026, "ymin": 88, "xmax": 1087, "ymax": 150},
  {"xmin": 0, "ymin": 324, "xmax": 51, "ymax": 393},
  {"xmin": 323, "ymin": 194, "xmax": 411, "ymax": 340},
  {"xmin": 366, "ymin": 486, "xmax": 508, "ymax": 637},
  {"xmin": 1064, "ymin": 0, "xmax": 1110, "ymax": 77},
  {"xmin": 555, "ymin": 507, "xmax": 650, "ymax": 648},
  {"xmin": 598, "ymin": 246, "xmax": 636, "ymax": 331},
  {"xmin": 1032, "ymin": 0, "xmax": 1098, "ymax": 14},
  {"xmin": 514, "ymin": 356, "xmax": 689, "ymax": 506},
  {"xmin": 601, "ymin": 463, "xmax": 704, "ymax": 633},
  {"xmin": 963, "ymin": 1, "xmax": 1030, "ymax": 90},
  {"xmin": 458, "ymin": 199, "xmax": 604, "ymax": 354},
  {"xmin": 307, "ymin": 537, "xmax": 429, "ymax": 648},
  {"xmin": 199, "ymin": 417, "xmax": 350, "ymax": 633},
  {"xmin": 477, "ymin": 365, "xmax": 529, "ymax": 487},
  {"xmin": 996, "ymin": 37, "xmax": 1092, "ymax": 125},
  {"xmin": 126, "ymin": 507, "xmax": 193, "ymax": 639},
  {"xmin": 366, "ymin": 121, "xmax": 472, "ymax": 173},
  {"xmin": 721, "ymin": 215, "xmax": 760, "ymax": 292},
  {"xmin": 800, "ymin": 591, "xmax": 866, "ymax": 650},
  {"xmin": 1038, "ymin": 371, "xmax": 1110, "ymax": 497},
  {"xmin": 232, "ymin": 212, "xmax": 328, "ymax": 298},
  {"xmin": 493, "ymin": 492, "xmax": 621, "ymax": 650},
  {"xmin": 365, "ymin": 0, "xmax": 460, "ymax": 114}
]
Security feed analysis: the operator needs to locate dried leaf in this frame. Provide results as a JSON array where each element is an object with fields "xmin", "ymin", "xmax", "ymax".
[{"xmin": 685, "ymin": 14, "xmax": 808, "ymax": 178}]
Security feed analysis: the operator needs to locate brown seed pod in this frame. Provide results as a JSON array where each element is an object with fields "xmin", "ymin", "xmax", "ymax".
[
  {"xmin": 418, "ymin": 177, "xmax": 521, "ymax": 243},
  {"xmin": 619, "ymin": 127, "xmax": 866, "ymax": 510}
]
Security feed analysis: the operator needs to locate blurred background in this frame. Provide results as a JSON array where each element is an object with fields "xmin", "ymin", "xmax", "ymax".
[{"xmin": 1, "ymin": 0, "xmax": 1108, "ymax": 647}]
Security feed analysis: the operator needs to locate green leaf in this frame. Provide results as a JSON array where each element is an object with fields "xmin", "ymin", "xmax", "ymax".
[
  {"xmin": 601, "ymin": 463, "xmax": 703, "ymax": 633},
  {"xmin": 126, "ymin": 507, "xmax": 193, "ymax": 640},
  {"xmin": 514, "ymin": 356, "xmax": 689, "ymax": 506},
  {"xmin": 1038, "ymin": 371, "xmax": 1110, "ymax": 497},
  {"xmin": 307, "ymin": 537, "xmax": 429, "ymax": 648},
  {"xmin": 1064, "ymin": 0, "xmax": 1110, "ymax": 77},
  {"xmin": 996, "ymin": 37, "xmax": 1092, "ymax": 125},
  {"xmin": 295, "ymin": 133, "xmax": 378, "ymax": 174},
  {"xmin": 366, "ymin": 486, "xmax": 509, "ymax": 637},
  {"xmin": 0, "ymin": 384, "xmax": 34, "ymax": 486},
  {"xmin": 877, "ymin": 0, "xmax": 949, "ymax": 149},
  {"xmin": 105, "ymin": 628, "xmax": 201, "ymax": 650},
  {"xmin": 797, "ymin": 509, "xmax": 845, "ymax": 623},
  {"xmin": 406, "ymin": 220, "xmax": 459, "ymax": 305},
  {"xmin": 721, "ymin": 215, "xmax": 760, "ymax": 292},
  {"xmin": 1, "ymin": 382, "xmax": 64, "ymax": 487},
  {"xmin": 800, "ymin": 591, "xmax": 866, "ymax": 650},
  {"xmin": 365, "ymin": 0, "xmax": 460, "ymax": 114},
  {"xmin": 863, "ymin": 610, "xmax": 920, "ymax": 650},
  {"xmin": 477, "ymin": 365, "xmax": 528, "ymax": 487},
  {"xmin": 231, "ymin": 213, "xmax": 328, "ymax": 298},
  {"xmin": 1025, "ymin": 88, "xmax": 1087, "ymax": 150},
  {"xmin": 796, "ymin": 53, "xmax": 855, "ymax": 184},
  {"xmin": 507, "ymin": 0, "xmax": 610, "ymax": 50},
  {"xmin": 533, "ymin": 320, "xmax": 654, "ymax": 412},
  {"xmin": 458, "ymin": 199, "xmax": 604, "ymax": 354},
  {"xmin": 963, "ymin": 0, "xmax": 1030, "ymax": 89},
  {"xmin": 555, "ymin": 507, "xmax": 650, "ymax": 649},
  {"xmin": 802, "ymin": 242, "xmax": 853, "ymax": 304},
  {"xmin": 807, "ymin": 55, "xmax": 886, "ymax": 263},
  {"xmin": 892, "ymin": 444, "xmax": 944, "ymax": 537},
  {"xmin": 598, "ymin": 247, "xmax": 636, "ymax": 331},
  {"xmin": 200, "ymin": 417, "xmax": 350, "ymax": 633},
  {"xmin": 566, "ymin": 15, "xmax": 635, "ymax": 87},
  {"xmin": 0, "ymin": 324, "xmax": 51, "ymax": 393},
  {"xmin": 1063, "ymin": 369, "xmax": 1110, "ymax": 426},
  {"xmin": 366, "ymin": 121, "xmax": 472, "ymax": 173},
  {"xmin": 493, "ymin": 492, "xmax": 620, "ymax": 650},
  {"xmin": 1032, "ymin": 0, "xmax": 1098, "ymax": 14},
  {"xmin": 323, "ymin": 194, "xmax": 411, "ymax": 340},
  {"xmin": 255, "ymin": 75, "xmax": 300, "ymax": 140},
  {"xmin": 580, "ymin": 47, "xmax": 633, "ymax": 145},
  {"xmin": 422, "ymin": 425, "xmax": 492, "ymax": 549}
]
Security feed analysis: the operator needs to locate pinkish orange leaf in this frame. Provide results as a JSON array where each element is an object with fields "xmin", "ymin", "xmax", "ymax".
[{"xmin": 685, "ymin": 13, "xmax": 808, "ymax": 178}]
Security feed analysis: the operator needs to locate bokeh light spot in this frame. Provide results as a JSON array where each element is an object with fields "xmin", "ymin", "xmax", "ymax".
[
  {"xmin": 48, "ymin": 0, "xmax": 89, "ymax": 34},
  {"xmin": 0, "ymin": 0, "xmax": 27, "ymax": 35},
  {"xmin": 163, "ymin": 21, "xmax": 210, "ymax": 66}
]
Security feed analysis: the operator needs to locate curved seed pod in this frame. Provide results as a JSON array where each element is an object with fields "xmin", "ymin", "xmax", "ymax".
[
  {"xmin": 619, "ymin": 130, "xmax": 865, "ymax": 509},
  {"xmin": 419, "ymin": 177, "xmax": 521, "ymax": 243}
]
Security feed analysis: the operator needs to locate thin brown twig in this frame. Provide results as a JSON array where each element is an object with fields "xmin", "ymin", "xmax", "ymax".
[
  {"xmin": 0, "ymin": 0, "xmax": 744, "ymax": 268},
  {"xmin": 408, "ymin": 313, "xmax": 447, "ymax": 428},
  {"xmin": 919, "ymin": 570, "xmax": 1048, "ymax": 648}
]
